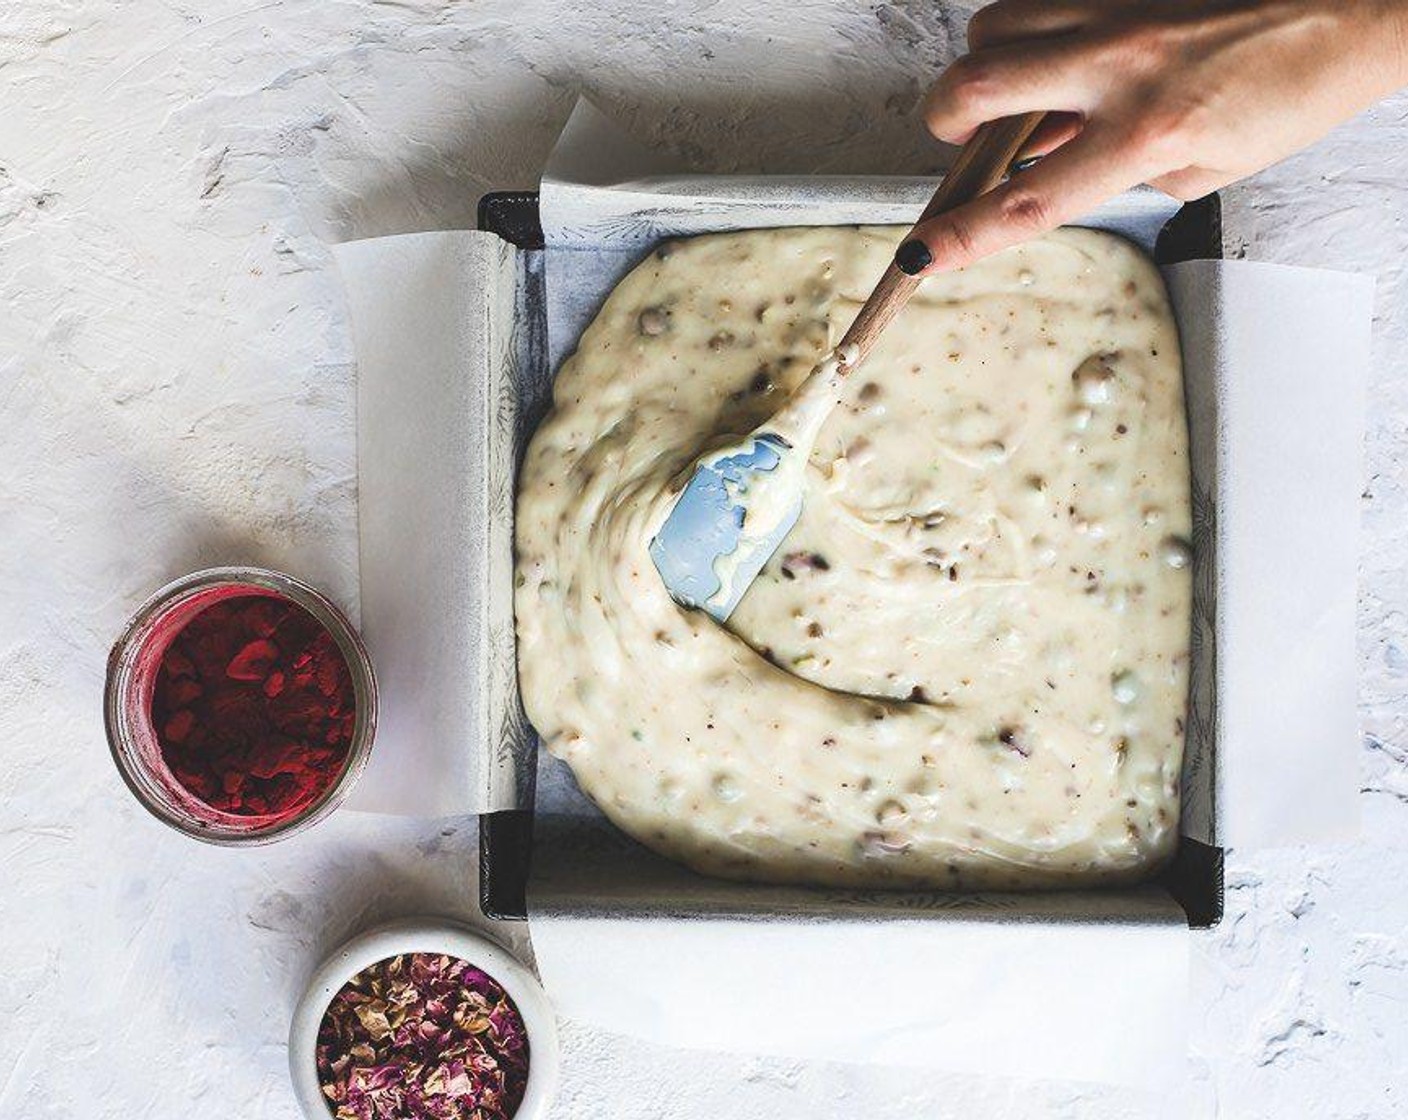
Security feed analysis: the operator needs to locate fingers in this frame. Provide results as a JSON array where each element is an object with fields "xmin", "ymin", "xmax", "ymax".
[
  {"xmin": 1017, "ymin": 111, "xmax": 1085, "ymax": 161},
  {"xmin": 922, "ymin": 37, "xmax": 1104, "ymax": 144},
  {"xmin": 967, "ymin": 0, "xmax": 1095, "ymax": 50},
  {"xmin": 894, "ymin": 125, "xmax": 1157, "ymax": 276},
  {"xmin": 1146, "ymin": 166, "xmax": 1228, "ymax": 202}
]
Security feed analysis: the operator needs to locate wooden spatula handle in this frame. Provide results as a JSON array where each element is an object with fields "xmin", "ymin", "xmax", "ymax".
[{"xmin": 837, "ymin": 111, "xmax": 1046, "ymax": 367}]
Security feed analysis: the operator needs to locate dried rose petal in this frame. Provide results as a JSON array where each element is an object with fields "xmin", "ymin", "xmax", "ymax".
[
  {"xmin": 163, "ymin": 709, "xmax": 195, "ymax": 743},
  {"xmin": 226, "ymin": 638, "xmax": 280, "ymax": 681},
  {"xmin": 164, "ymin": 649, "xmax": 197, "ymax": 678},
  {"xmin": 316, "ymin": 651, "xmax": 344, "ymax": 697},
  {"xmin": 168, "ymin": 678, "xmax": 203, "ymax": 706},
  {"xmin": 242, "ymin": 596, "xmax": 284, "ymax": 637}
]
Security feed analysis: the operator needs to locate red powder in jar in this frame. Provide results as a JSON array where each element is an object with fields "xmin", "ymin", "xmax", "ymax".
[{"xmin": 150, "ymin": 594, "xmax": 356, "ymax": 817}]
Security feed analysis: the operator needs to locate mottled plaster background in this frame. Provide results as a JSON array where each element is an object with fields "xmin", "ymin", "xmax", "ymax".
[{"xmin": 1, "ymin": 2, "xmax": 1405, "ymax": 1117}]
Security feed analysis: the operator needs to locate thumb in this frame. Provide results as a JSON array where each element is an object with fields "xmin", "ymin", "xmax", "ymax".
[{"xmin": 894, "ymin": 126, "xmax": 1150, "ymax": 276}]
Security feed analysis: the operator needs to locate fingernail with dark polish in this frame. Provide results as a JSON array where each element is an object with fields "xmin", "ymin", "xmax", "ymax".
[
  {"xmin": 1010, "ymin": 154, "xmax": 1043, "ymax": 175},
  {"xmin": 895, "ymin": 239, "xmax": 932, "ymax": 276}
]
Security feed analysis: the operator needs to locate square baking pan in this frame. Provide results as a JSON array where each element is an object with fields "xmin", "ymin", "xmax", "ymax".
[{"xmin": 478, "ymin": 188, "xmax": 1226, "ymax": 929}]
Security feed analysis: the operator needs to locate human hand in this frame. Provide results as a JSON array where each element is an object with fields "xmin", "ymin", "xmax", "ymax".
[{"xmin": 894, "ymin": 0, "xmax": 1408, "ymax": 275}]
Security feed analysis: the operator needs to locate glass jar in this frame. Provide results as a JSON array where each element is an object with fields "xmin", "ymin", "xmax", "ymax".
[{"xmin": 104, "ymin": 566, "xmax": 377, "ymax": 844}]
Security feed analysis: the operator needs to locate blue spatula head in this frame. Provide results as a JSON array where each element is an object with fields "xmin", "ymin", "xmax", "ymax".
[{"xmin": 649, "ymin": 433, "xmax": 801, "ymax": 622}]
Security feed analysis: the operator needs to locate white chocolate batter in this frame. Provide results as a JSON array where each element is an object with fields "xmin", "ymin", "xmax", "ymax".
[{"xmin": 516, "ymin": 226, "xmax": 1191, "ymax": 889}]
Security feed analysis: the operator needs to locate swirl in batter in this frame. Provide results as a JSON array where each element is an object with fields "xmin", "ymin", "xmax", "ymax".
[{"xmin": 516, "ymin": 225, "xmax": 1191, "ymax": 889}]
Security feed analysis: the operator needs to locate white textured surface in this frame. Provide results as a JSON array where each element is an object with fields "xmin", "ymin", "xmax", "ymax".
[{"xmin": 1, "ymin": 3, "xmax": 1404, "ymax": 1117}]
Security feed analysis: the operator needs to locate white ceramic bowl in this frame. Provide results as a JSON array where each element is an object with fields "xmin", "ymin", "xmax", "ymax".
[{"xmin": 289, "ymin": 917, "xmax": 558, "ymax": 1120}]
